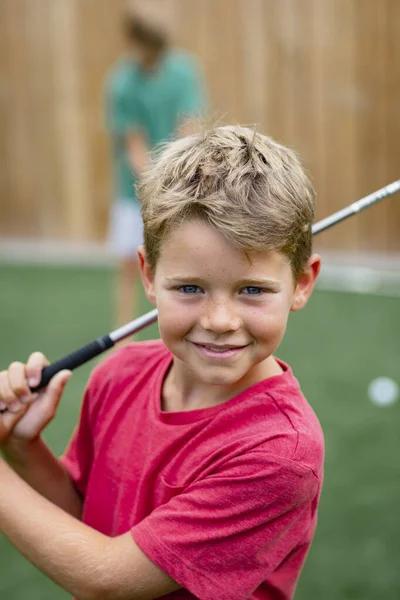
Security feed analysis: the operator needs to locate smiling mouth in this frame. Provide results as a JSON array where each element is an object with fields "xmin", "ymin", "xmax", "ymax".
[
  {"xmin": 189, "ymin": 341, "xmax": 249, "ymax": 359},
  {"xmin": 194, "ymin": 343, "xmax": 247, "ymax": 352}
]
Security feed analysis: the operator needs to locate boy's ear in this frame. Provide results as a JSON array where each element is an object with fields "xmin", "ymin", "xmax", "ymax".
[
  {"xmin": 138, "ymin": 245, "xmax": 156, "ymax": 306},
  {"xmin": 290, "ymin": 254, "xmax": 321, "ymax": 312}
]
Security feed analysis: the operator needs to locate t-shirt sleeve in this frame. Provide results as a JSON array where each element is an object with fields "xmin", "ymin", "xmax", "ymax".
[
  {"xmin": 105, "ymin": 74, "xmax": 141, "ymax": 136},
  {"xmin": 132, "ymin": 453, "xmax": 319, "ymax": 600},
  {"xmin": 175, "ymin": 60, "xmax": 207, "ymax": 121}
]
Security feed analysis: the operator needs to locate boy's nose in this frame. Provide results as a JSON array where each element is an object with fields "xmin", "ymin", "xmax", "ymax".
[{"xmin": 200, "ymin": 300, "xmax": 241, "ymax": 333}]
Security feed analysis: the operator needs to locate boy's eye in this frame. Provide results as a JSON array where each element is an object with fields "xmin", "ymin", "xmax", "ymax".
[
  {"xmin": 179, "ymin": 285, "xmax": 202, "ymax": 294},
  {"xmin": 242, "ymin": 286, "xmax": 264, "ymax": 295}
]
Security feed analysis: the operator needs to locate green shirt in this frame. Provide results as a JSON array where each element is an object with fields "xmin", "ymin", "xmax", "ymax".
[{"xmin": 105, "ymin": 50, "xmax": 207, "ymax": 201}]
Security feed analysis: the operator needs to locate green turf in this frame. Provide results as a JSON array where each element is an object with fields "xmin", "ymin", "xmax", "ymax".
[{"xmin": 0, "ymin": 264, "xmax": 399, "ymax": 600}]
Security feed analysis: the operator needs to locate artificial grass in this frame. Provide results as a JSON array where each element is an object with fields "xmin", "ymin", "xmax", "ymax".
[{"xmin": 0, "ymin": 264, "xmax": 399, "ymax": 600}]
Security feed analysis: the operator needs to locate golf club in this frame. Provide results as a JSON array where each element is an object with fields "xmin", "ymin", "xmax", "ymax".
[{"xmin": 12, "ymin": 180, "xmax": 400, "ymax": 394}]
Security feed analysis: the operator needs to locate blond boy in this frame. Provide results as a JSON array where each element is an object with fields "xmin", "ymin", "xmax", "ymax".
[{"xmin": 0, "ymin": 126, "xmax": 323, "ymax": 600}]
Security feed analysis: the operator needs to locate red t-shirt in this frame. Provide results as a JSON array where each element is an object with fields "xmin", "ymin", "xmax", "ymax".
[{"xmin": 62, "ymin": 340, "xmax": 324, "ymax": 600}]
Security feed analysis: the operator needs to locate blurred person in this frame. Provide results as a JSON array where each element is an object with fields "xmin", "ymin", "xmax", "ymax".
[
  {"xmin": 106, "ymin": 8, "xmax": 207, "ymax": 328},
  {"xmin": 0, "ymin": 126, "xmax": 324, "ymax": 600}
]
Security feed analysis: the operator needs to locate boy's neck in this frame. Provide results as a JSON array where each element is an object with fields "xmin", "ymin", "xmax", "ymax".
[{"xmin": 161, "ymin": 356, "xmax": 283, "ymax": 413}]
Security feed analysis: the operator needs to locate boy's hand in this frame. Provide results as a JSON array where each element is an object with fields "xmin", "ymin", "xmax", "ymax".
[{"xmin": 0, "ymin": 352, "xmax": 71, "ymax": 446}]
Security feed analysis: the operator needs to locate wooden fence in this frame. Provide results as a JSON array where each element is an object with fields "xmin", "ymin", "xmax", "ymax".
[{"xmin": 0, "ymin": 0, "xmax": 399, "ymax": 251}]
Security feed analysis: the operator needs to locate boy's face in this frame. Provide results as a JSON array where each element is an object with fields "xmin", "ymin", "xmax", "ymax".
[
  {"xmin": 139, "ymin": 220, "xmax": 320, "ymax": 390},
  {"xmin": 127, "ymin": 40, "xmax": 159, "ymax": 68}
]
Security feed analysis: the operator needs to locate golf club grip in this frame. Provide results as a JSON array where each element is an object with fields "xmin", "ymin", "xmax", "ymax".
[{"xmin": 31, "ymin": 335, "xmax": 114, "ymax": 392}]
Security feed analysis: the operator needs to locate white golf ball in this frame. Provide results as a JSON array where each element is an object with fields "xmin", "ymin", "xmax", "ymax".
[{"xmin": 368, "ymin": 377, "xmax": 399, "ymax": 407}]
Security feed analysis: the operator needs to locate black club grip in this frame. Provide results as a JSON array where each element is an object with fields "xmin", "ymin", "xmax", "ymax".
[{"xmin": 31, "ymin": 335, "xmax": 114, "ymax": 392}]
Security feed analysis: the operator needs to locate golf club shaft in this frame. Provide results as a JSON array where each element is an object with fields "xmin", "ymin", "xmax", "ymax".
[
  {"xmin": 311, "ymin": 180, "xmax": 400, "ymax": 235},
  {"xmin": 33, "ymin": 180, "xmax": 400, "ymax": 391},
  {"xmin": 30, "ymin": 309, "xmax": 159, "ymax": 392}
]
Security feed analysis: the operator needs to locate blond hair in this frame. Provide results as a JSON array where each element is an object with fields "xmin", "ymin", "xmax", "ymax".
[{"xmin": 139, "ymin": 125, "xmax": 315, "ymax": 279}]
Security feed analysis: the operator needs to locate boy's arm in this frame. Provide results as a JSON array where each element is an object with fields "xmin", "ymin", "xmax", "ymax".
[
  {"xmin": 105, "ymin": 70, "xmax": 149, "ymax": 178},
  {"xmin": 127, "ymin": 131, "xmax": 150, "ymax": 177},
  {"xmin": 2, "ymin": 437, "xmax": 82, "ymax": 519},
  {"xmin": 0, "ymin": 355, "xmax": 179, "ymax": 599},
  {"xmin": 0, "ymin": 458, "xmax": 180, "ymax": 600},
  {"xmin": 0, "ymin": 355, "xmax": 83, "ymax": 519}
]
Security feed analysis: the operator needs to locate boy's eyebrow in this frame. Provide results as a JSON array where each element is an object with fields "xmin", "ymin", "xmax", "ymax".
[
  {"xmin": 165, "ymin": 276, "xmax": 283, "ymax": 289},
  {"xmin": 237, "ymin": 278, "xmax": 282, "ymax": 289}
]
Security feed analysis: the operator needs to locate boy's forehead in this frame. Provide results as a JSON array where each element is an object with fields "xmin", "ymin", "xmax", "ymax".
[{"xmin": 157, "ymin": 220, "xmax": 290, "ymax": 278}]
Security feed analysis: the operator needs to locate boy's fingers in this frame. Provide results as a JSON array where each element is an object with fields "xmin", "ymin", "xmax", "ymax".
[
  {"xmin": 0, "ymin": 370, "xmax": 19, "ymax": 409},
  {"xmin": 0, "ymin": 403, "xmax": 27, "ymax": 435},
  {"xmin": 8, "ymin": 362, "xmax": 31, "ymax": 401},
  {"xmin": 46, "ymin": 370, "xmax": 72, "ymax": 402},
  {"xmin": 26, "ymin": 352, "xmax": 50, "ymax": 389},
  {"xmin": 39, "ymin": 370, "xmax": 72, "ymax": 421},
  {"xmin": 0, "ymin": 369, "xmax": 29, "ymax": 426}
]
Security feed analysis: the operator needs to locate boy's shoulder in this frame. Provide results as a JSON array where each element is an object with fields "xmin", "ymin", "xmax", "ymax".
[
  {"xmin": 164, "ymin": 49, "xmax": 201, "ymax": 77},
  {"xmin": 212, "ymin": 360, "xmax": 324, "ymax": 476},
  {"xmin": 86, "ymin": 339, "xmax": 167, "ymax": 395},
  {"xmin": 267, "ymin": 361, "xmax": 324, "ymax": 472},
  {"xmin": 73, "ymin": 340, "xmax": 169, "ymax": 437},
  {"xmin": 92, "ymin": 339, "xmax": 169, "ymax": 382},
  {"xmin": 105, "ymin": 58, "xmax": 139, "ymax": 95}
]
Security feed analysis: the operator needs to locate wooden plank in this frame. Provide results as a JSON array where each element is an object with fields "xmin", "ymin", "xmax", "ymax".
[
  {"xmin": 51, "ymin": 0, "xmax": 92, "ymax": 240},
  {"xmin": 278, "ymin": 0, "xmax": 297, "ymax": 144},
  {"xmin": 261, "ymin": 0, "xmax": 292, "ymax": 144},
  {"xmin": 385, "ymin": 0, "xmax": 400, "ymax": 251},
  {"xmin": 196, "ymin": 0, "xmax": 241, "ymax": 122},
  {"xmin": 1, "ymin": 0, "xmax": 39, "ymax": 236},
  {"xmin": 309, "ymin": 0, "xmax": 329, "ymax": 228},
  {"xmin": 314, "ymin": 0, "xmax": 359, "ymax": 251},
  {"xmin": 0, "ymin": 0, "xmax": 12, "ymax": 231},
  {"xmin": 239, "ymin": 0, "xmax": 268, "ymax": 126},
  {"xmin": 28, "ymin": 0, "xmax": 63, "ymax": 237},
  {"xmin": 353, "ymin": 0, "xmax": 390, "ymax": 251},
  {"xmin": 75, "ymin": 0, "xmax": 125, "ymax": 241},
  {"xmin": 289, "ymin": 0, "xmax": 322, "ymax": 216}
]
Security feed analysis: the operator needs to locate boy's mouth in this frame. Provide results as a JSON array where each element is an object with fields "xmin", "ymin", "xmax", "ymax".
[{"xmin": 189, "ymin": 342, "xmax": 249, "ymax": 360}]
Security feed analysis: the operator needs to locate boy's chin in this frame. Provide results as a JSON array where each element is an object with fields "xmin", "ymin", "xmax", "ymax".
[
  {"xmin": 186, "ymin": 354, "xmax": 279, "ymax": 389},
  {"xmin": 190, "ymin": 364, "xmax": 250, "ymax": 387}
]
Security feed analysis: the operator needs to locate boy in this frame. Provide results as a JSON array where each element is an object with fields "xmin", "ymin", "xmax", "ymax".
[
  {"xmin": 0, "ymin": 126, "xmax": 323, "ymax": 600},
  {"xmin": 106, "ymin": 8, "xmax": 206, "ymax": 327}
]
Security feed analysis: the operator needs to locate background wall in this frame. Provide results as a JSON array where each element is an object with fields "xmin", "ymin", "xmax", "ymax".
[{"xmin": 1, "ymin": 0, "xmax": 399, "ymax": 251}]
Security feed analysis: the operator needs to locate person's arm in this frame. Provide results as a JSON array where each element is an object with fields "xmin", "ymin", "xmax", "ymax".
[
  {"xmin": 127, "ymin": 130, "xmax": 150, "ymax": 177},
  {"xmin": 2, "ymin": 437, "xmax": 82, "ymax": 519},
  {"xmin": 0, "ymin": 354, "xmax": 180, "ymax": 598},
  {"xmin": 0, "ymin": 458, "xmax": 180, "ymax": 600},
  {"xmin": 105, "ymin": 68, "xmax": 148, "ymax": 177},
  {"xmin": 0, "ymin": 354, "xmax": 82, "ymax": 518}
]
